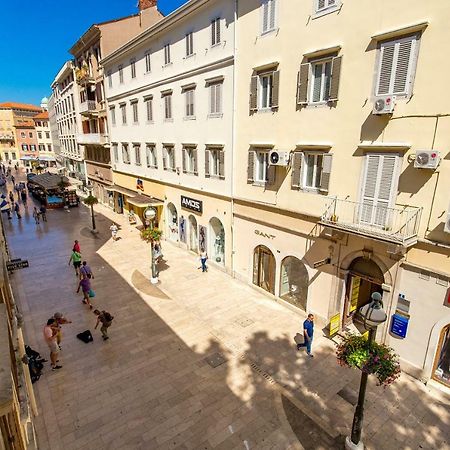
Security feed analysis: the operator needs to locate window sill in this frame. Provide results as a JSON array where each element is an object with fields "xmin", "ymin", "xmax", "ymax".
[
  {"xmin": 146, "ymin": 121, "xmax": 154, "ymax": 125},
  {"xmin": 253, "ymin": 181, "xmax": 267, "ymax": 187},
  {"xmin": 135, "ymin": 163, "xmax": 142, "ymax": 166},
  {"xmin": 184, "ymin": 116, "xmax": 196, "ymax": 121},
  {"xmin": 162, "ymin": 62, "xmax": 173, "ymax": 68},
  {"xmin": 145, "ymin": 71, "xmax": 152, "ymax": 75},
  {"xmin": 164, "ymin": 118, "xmax": 174, "ymax": 123},
  {"xmin": 208, "ymin": 113, "xmax": 223, "ymax": 119},
  {"xmin": 304, "ymin": 101, "xmax": 335, "ymax": 109},
  {"xmin": 133, "ymin": 122, "xmax": 139, "ymax": 126},
  {"xmin": 260, "ymin": 27, "xmax": 279, "ymax": 37},
  {"xmin": 184, "ymin": 53, "xmax": 196, "ymax": 60},
  {"xmin": 312, "ymin": 4, "xmax": 341, "ymax": 19},
  {"xmin": 210, "ymin": 42, "xmax": 222, "ymax": 49}
]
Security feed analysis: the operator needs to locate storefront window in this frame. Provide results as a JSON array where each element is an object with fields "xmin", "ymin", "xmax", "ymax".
[
  {"xmin": 188, "ymin": 215, "xmax": 198, "ymax": 253},
  {"xmin": 167, "ymin": 203, "xmax": 178, "ymax": 241},
  {"xmin": 433, "ymin": 325, "xmax": 450, "ymax": 388},
  {"xmin": 279, "ymin": 256, "xmax": 308, "ymax": 311},
  {"xmin": 253, "ymin": 245, "xmax": 275, "ymax": 294},
  {"xmin": 209, "ymin": 218, "xmax": 225, "ymax": 265}
]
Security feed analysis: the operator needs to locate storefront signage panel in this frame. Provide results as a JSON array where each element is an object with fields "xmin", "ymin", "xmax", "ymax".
[
  {"xmin": 329, "ymin": 313, "xmax": 340, "ymax": 337},
  {"xmin": 181, "ymin": 196, "xmax": 203, "ymax": 214},
  {"xmin": 390, "ymin": 313, "xmax": 409, "ymax": 338}
]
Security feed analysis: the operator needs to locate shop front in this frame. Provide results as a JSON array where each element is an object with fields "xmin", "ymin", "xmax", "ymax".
[{"xmin": 86, "ymin": 161, "xmax": 114, "ymax": 208}]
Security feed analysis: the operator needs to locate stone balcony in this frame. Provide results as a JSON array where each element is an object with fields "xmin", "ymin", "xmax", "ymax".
[
  {"xmin": 79, "ymin": 100, "xmax": 97, "ymax": 115},
  {"xmin": 76, "ymin": 133, "xmax": 109, "ymax": 146}
]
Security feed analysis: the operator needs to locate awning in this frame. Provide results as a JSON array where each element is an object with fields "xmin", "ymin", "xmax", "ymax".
[
  {"xmin": 127, "ymin": 194, "xmax": 164, "ymax": 207},
  {"xmin": 20, "ymin": 156, "xmax": 37, "ymax": 161},
  {"xmin": 106, "ymin": 185, "xmax": 137, "ymax": 197},
  {"xmin": 28, "ymin": 173, "xmax": 70, "ymax": 190}
]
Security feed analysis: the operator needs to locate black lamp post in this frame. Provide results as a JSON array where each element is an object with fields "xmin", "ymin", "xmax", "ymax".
[
  {"xmin": 144, "ymin": 206, "xmax": 158, "ymax": 284},
  {"xmin": 345, "ymin": 292, "xmax": 387, "ymax": 450}
]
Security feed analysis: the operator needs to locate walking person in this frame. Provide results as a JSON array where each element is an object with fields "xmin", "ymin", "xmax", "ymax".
[
  {"xmin": 73, "ymin": 240, "xmax": 80, "ymax": 253},
  {"xmin": 11, "ymin": 174, "xmax": 15, "ymax": 185},
  {"xmin": 200, "ymin": 250, "xmax": 208, "ymax": 272},
  {"xmin": 43, "ymin": 318, "xmax": 62, "ymax": 370},
  {"xmin": 20, "ymin": 189, "xmax": 27, "ymax": 204},
  {"xmin": 110, "ymin": 223, "xmax": 118, "ymax": 241},
  {"xmin": 52, "ymin": 312, "xmax": 72, "ymax": 349},
  {"xmin": 39, "ymin": 205, "xmax": 47, "ymax": 222},
  {"xmin": 79, "ymin": 261, "xmax": 94, "ymax": 279},
  {"xmin": 94, "ymin": 309, "xmax": 114, "ymax": 340},
  {"xmin": 14, "ymin": 202, "xmax": 21, "ymax": 219},
  {"xmin": 32, "ymin": 207, "xmax": 40, "ymax": 224},
  {"xmin": 68, "ymin": 248, "xmax": 82, "ymax": 276},
  {"xmin": 8, "ymin": 191, "xmax": 14, "ymax": 204},
  {"xmin": 77, "ymin": 274, "xmax": 94, "ymax": 309},
  {"xmin": 297, "ymin": 314, "xmax": 315, "ymax": 357}
]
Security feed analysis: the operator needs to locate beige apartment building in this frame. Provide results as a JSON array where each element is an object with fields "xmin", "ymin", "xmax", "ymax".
[
  {"xmin": 33, "ymin": 110, "xmax": 56, "ymax": 167},
  {"xmin": 233, "ymin": 0, "xmax": 450, "ymax": 389},
  {"xmin": 69, "ymin": 0, "xmax": 162, "ymax": 202}
]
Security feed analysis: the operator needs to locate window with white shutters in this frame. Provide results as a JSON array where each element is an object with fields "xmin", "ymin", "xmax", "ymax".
[
  {"xmin": 360, "ymin": 154, "xmax": 400, "ymax": 227},
  {"xmin": 146, "ymin": 144, "xmax": 157, "ymax": 168},
  {"xmin": 163, "ymin": 146, "xmax": 175, "ymax": 171},
  {"xmin": 134, "ymin": 144, "xmax": 141, "ymax": 165},
  {"xmin": 163, "ymin": 94, "xmax": 172, "ymax": 120},
  {"xmin": 375, "ymin": 35, "xmax": 418, "ymax": 97},
  {"xmin": 112, "ymin": 143, "xmax": 118, "ymax": 162},
  {"xmin": 131, "ymin": 101, "xmax": 138, "ymax": 124},
  {"xmin": 120, "ymin": 103, "xmax": 127, "ymax": 125},
  {"xmin": 211, "ymin": 18, "xmax": 221, "ymax": 46},
  {"xmin": 316, "ymin": 0, "xmax": 337, "ymax": 13},
  {"xmin": 209, "ymin": 82, "xmax": 222, "ymax": 116},
  {"xmin": 122, "ymin": 143, "xmax": 130, "ymax": 164},
  {"xmin": 185, "ymin": 89, "xmax": 195, "ymax": 118},
  {"xmin": 261, "ymin": 0, "xmax": 276, "ymax": 34}
]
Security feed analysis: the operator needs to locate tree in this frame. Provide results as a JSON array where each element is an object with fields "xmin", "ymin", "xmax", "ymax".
[{"xmin": 83, "ymin": 195, "xmax": 99, "ymax": 231}]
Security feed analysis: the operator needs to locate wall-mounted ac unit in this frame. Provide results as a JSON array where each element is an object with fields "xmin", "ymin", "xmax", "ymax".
[
  {"xmin": 414, "ymin": 150, "xmax": 440, "ymax": 170},
  {"xmin": 373, "ymin": 95, "xmax": 396, "ymax": 115},
  {"xmin": 444, "ymin": 203, "xmax": 450, "ymax": 234},
  {"xmin": 269, "ymin": 150, "xmax": 290, "ymax": 166}
]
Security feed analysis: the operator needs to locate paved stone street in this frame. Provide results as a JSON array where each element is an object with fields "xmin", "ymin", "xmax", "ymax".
[{"xmin": 5, "ymin": 184, "xmax": 450, "ymax": 450}]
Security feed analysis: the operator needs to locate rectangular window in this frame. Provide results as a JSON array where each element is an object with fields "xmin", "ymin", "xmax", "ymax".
[
  {"xmin": 261, "ymin": 0, "xmax": 276, "ymax": 34},
  {"xmin": 375, "ymin": 35, "xmax": 418, "ymax": 97},
  {"xmin": 146, "ymin": 144, "xmax": 157, "ymax": 168},
  {"xmin": 130, "ymin": 58, "xmax": 136, "ymax": 79},
  {"xmin": 21, "ymin": 132, "xmax": 25, "ymax": 138},
  {"xmin": 310, "ymin": 59, "xmax": 332, "ymax": 103},
  {"xmin": 38, "ymin": 132, "xmax": 42, "ymax": 139},
  {"xmin": 210, "ymin": 148, "xmax": 221, "ymax": 176},
  {"xmin": 209, "ymin": 83, "xmax": 222, "ymax": 115},
  {"xmin": 164, "ymin": 146, "xmax": 175, "ymax": 170},
  {"xmin": 110, "ymin": 106, "xmax": 116, "ymax": 126},
  {"xmin": 303, "ymin": 153, "xmax": 324, "ymax": 188},
  {"xmin": 113, "ymin": 143, "xmax": 119, "ymax": 162},
  {"xmin": 255, "ymin": 151, "xmax": 269, "ymax": 183},
  {"xmin": 145, "ymin": 97, "xmax": 153, "ymax": 122},
  {"xmin": 164, "ymin": 44, "xmax": 171, "ymax": 65},
  {"xmin": 145, "ymin": 51, "xmax": 151, "ymax": 73},
  {"xmin": 30, "ymin": 144, "xmax": 36, "ymax": 151},
  {"xmin": 22, "ymin": 144, "xmax": 28, "ymax": 151},
  {"xmin": 185, "ymin": 89, "xmax": 195, "ymax": 118},
  {"xmin": 120, "ymin": 103, "xmax": 127, "ymax": 125},
  {"xmin": 11, "ymin": 152, "xmax": 16, "ymax": 160},
  {"xmin": 38, "ymin": 144, "xmax": 45, "ymax": 151},
  {"xmin": 47, "ymin": 144, "xmax": 52, "ymax": 152},
  {"xmin": 134, "ymin": 144, "xmax": 141, "ymax": 165},
  {"xmin": 211, "ymin": 18, "xmax": 221, "ymax": 46},
  {"xmin": 45, "ymin": 132, "xmax": 50, "ymax": 139},
  {"xmin": 107, "ymin": 70, "xmax": 112, "ymax": 88},
  {"xmin": 164, "ymin": 94, "xmax": 172, "ymax": 120},
  {"xmin": 186, "ymin": 32, "xmax": 194, "ymax": 56},
  {"xmin": 183, "ymin": 147, "xmax": 197, "ymax": 174},
  {"xmin": 29, "ymin": 132, "xmax": 33, "ymax": 138},
  {"xmin": 259, "ymin": 73, "xmax": 273, "ymax": 109},
  {"xmin": 316, "ymin": 0, "xmax": 337, "ymax": 12},
  {"xmin": 118, "ymin": 65, "xmax": 124, "ymax": 84},
  {"xmin": 122, "ymin": 143, "xmax": 130, "ymax": 164},
  {"xmin": 131, "ymin": 101, "xmax": 139, "ymax": 124}
]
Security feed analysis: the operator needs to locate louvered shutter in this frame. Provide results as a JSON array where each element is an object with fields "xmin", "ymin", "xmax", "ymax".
[
  {"xmin": 193, "ymin": 148, "xmax": 198, "ymax": 175},
  {"xmin": 361, "ymin": 154, "xmax": 380, "ymax": 224},
  {"xmin": 162, "ymin": 150, "xmax": 167, "ymax": 170},
  {"xmin": 216, "ymin": 84, "xmax": 222, "ymax": 114},
  {"xmin": 249, "ymin": 75, "xmax": 258, "ymax": 112},
  {"xmin": 216, "ymin": 19, "xmax": 221, "ymax": 44},
  {"xmin": 266, "ymin": 164, "xmax": 276, "ymax": 185},
  {"xmin": 271, "ymin": 70, "xmax": 280, "ymax": 109},
  {"xmin": 291, "ymin": 152, "xmax": 303, "ymax": 190},
  {"xmin": 205, "ymin": 149, "xmax": 210, "ymax": 178},
  {"xmin": 219, "ymin": 150, "xmax": 225, "ymax": 179},
  {"xmin": 262, "ymin": 0, "xmax": 269, "ymax": 33},
  {"xmin": 247, "ymin": 151, "xmax": 255, "ymax": 183},
  {"xmin": 211, "ymin": 20, "xmax": 215, "ymax": 46},
  {"xmin": 154, "ymin": 147, "xmax": 158, "ymax": 169},
  {"xmin": 269, "ymin": 0, "xmax": 276, "ymax": 30},
  {"xmin": 297, "ymin": 64, "xmax": 309, "ymax": 105},
  {"xmin": 329, "ymin": 56, "xmax": 342, "ymax": 102},
  {"xmin": 376, "ymin": 43, "xmax": 395, "ymax": 96},
  {"xmin": 182, "ymin": 148, "xmax": 187, "ymax": 173},
  {"xmin": 317, "ymin": 0, "xmax": 326, "ymax": 10},
  {"xmin": 319, "ymin": 154, "xmax": 333, "ymax": 193},
  {"xmin": 375, "ymin": 155, "xmax": 396, "ymax": 226},
  {"xmin": 393, "ymin": 39, "xmax": 413, "ymax": 94}
]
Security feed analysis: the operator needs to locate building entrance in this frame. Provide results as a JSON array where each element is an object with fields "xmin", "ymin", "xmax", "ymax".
[
  {"xmin": 253, "ymin": 245, "xmax": 275, "ymax": 294},
  {"xmin": 432, "ymin": 324, "xmax": 450, "ymax": 388}
]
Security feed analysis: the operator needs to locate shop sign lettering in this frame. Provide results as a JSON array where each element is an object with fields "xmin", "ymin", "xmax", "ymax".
[
  {"xmin": 254, "ymin": 230, "xmax": 275, "ymax": 239},
  {"xmin": 181, "ymin": 195, "xmax": 203, "ymax": 213}
]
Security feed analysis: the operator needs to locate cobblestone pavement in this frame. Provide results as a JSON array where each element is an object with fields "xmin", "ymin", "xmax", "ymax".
[{"xmin": 5, "ymin": 181, "xmax": 450, "ymax": 450}]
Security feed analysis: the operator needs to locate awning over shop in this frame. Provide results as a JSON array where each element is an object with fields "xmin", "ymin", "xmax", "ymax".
[
  {"xmin": 28, "ymin": 173, "xmax": 70, "ymax": 190},
  {"xmin": 127, "ymin": 193, "xmax": 164, "ymax": 207},
  {"xmin": 106, "ymin": 185, "xmax": 137, "ymax": 197},
  {"xmin": 20, "ymin": 155, "xmax": 37, "ymax": 161}
]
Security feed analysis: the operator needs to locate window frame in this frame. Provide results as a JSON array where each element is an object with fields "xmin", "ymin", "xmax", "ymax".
[
  {"xmin": 133, "ymin": 143, "xmax": 141, "ymax": 166},
  {"xmin": 145, "ymin": 51, "xmax": 151, "ymax": 73},
  {"xmin": 130, "ymin": 58, "xmax": 136, "ymax": 79},
  {"xmin": 254, "ymin": 150, "xmax": 269, "ymax": 183},
  {"xmin": 185, "ymin": 32, "xmax": 194, "ymax": 57},
  {"xmin": 146, "ymin": 144, "xmax": 157, "ymax": 168},
  {"xmin": 302, "ymin": 152, "xmax": 324, "ymax": 190},
  {"xmin": 210, "ymin": 148, "xmax": 221, "ymax": 177},
  {"xmin": 163, "ymin": 94, "xmax": 173, "ymax": 121},
  {"xmin": 185, "ymin": 89, "xmax": 195, "ymax": 119},
  {"xmin": 122, "ymin": 143, "xmax": 130, "ymax": 164},
  {"xmin": 107, "ymin": 70, "xmax": 113, "ymax": 88},
  {"xmin": 258, "ymin": 72, "xmax": 273, "ymax": 110},
  {"xmin": 309, "ymin": 57, "xmax": 332, "ymax": 104},
  {"xmin": 120, "ymin": 103, "xmax": 127, "ymax": 125},
  {"xmin": 314, "ymin": 0, "xmax": 340, "ymax": 15},
  {"xmin": 164, "ymin": 44, "xmax": 171, "ymax": 65},
  {"xmin": 184, "ymin": 147, "xmax": 196, "ymax": 174},
  {"xmin": 209, "ymin": 82, "xmax": 223, "ymax": 117},
  {"xmin": 211, "ymin": 18, "xmax": 221, "ymax": 46},
  {"xmin": 112, "ymin": 143, "xmax": 119, "ymax": 163},
  {"xmin": 261, "ymin": 0, "xmax": 277, "ymax": 35},
  {"xmin": 145, "ymin": 97, "xmax": 153, "ymax": 122},
  {"xmin": 110, "ymin": 106, "xmax": 116, "ymax": 126},
  {"xmin": 118, "ymin": 65, "xmax": 124, "ymax": 84},
  {"xmin": 164, "ymin": 145, "xmax": 175, "ymax": 171},
  {"xmin": 131, "ymin": 100, "xmax": 139, "ymax": 124}
]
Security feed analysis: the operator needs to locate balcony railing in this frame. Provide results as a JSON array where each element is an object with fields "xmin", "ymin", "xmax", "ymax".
[
  {"xmin": 75, "ymin": 66, "xmax": 95, "ymax": 85},
  {"xmin": 76, "ymin": 133, "xmax": 109, "ymax": 145},
  {"xmin": 79, "ymin": 100, "xmax": 97, "ymax": 114},
  {"xmin": 319, "ymin": 198, "xmax": 422, "ymax": 246}
]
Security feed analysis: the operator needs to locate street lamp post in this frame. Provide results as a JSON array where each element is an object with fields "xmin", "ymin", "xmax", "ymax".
[
  {"xmin": 144, "ymin": 206, "xmax": 158, "ymax": 284},
  {"xmin": 345, "ymin": 292, "xmax": 387, "ymax": 450},
  {"xmin": 86, "ymin": 183, "xmax": 96, "ymax": 232}
]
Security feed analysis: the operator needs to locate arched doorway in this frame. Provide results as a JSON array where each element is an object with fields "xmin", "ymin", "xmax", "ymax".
[
  {"xmin": 167, "ymin": 203, "xmax": 178, "ymax": 241},
  {"xmin": 344, "ymin": 257, "xmax": 384, "ymax": 324},
  {"xmin": 209, "ymin": 218, "xmax": 225, "ymax": 265},
  {"xmin": 279, "ymin": 256, "xmax": 308, "ymax": 311},
  {"xmin": 432, "ymin": 324, "xmax": 450, "ymax": 388},
  {"xmin": 253, "ymin": 245, "xmax": 275, "ymax": 294},
  {"xmin": 188, "ymin": 215, "xmax": 198, "ymax": 253}
]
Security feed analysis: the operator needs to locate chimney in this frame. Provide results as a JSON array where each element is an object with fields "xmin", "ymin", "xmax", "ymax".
[{"xmin": 138, "ymin": 0, "xmax": 157, "ymax": 10}]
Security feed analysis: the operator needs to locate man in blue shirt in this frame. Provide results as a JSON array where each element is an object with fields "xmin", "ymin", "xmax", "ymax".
[{"xmin": 297, "ymin": 314, "xmax": 314, "ymax": 357}]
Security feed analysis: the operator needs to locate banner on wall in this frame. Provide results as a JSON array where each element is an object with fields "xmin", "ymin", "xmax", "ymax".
[{"xmin": 349, "ymin": 276, "xmax": 361, "ymax": 313}]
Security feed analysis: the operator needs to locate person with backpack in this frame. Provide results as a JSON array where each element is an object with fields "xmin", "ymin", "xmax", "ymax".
[{"xmin": 94, "ymin": 309, "xmax": 114, "ymax": 340}]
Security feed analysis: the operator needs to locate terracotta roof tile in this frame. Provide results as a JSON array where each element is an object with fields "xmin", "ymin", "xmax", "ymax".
[
  {"xmin": 0, "ymin": 102, "xmax": 42, "ymax": 112},
  {"xmin": 33, "ymin": 111, "xmax": 49, "ymax": 119}
]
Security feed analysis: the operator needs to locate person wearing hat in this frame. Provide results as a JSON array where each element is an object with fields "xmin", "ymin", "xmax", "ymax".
[{"xmin": 52, "ymin": 312, "xmax": 72, "ymax": 348}]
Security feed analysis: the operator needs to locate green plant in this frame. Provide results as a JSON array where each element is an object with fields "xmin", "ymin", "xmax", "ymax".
[
  {"xmin": 83, "ymin": 195, "xmax": 98, "ymax": 207},
  {"xmin": 336, "ymin": 333, "xmax": 401, "ymax": 387},
  {"xmin": 141, "ymin": 227, "xmax": 162, "ymax": 243}
]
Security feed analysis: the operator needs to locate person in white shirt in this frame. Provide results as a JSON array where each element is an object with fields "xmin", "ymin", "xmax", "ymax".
[{"xmin": 110, "ymin": 223, "xmax": 118, "ymax": 241}]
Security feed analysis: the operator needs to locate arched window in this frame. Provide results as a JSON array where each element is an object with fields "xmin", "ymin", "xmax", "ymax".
[
  {"xmin": 188, "ymin": 215, "xmax": 198, "ymax": 253},
  {"xmin": 209, "ymin": 218, "xmax": 225, "ymax": 265},
  {"xmin": 253, "ymin": 245, "xmax": 275, "ymax": 294},
  {"xmin": 433, "ymin": 324, "xmax": 450, "ymax": 388},
  {"xmin": 279, "ymin": 256, "xmax": 308, "ymax": 311}
]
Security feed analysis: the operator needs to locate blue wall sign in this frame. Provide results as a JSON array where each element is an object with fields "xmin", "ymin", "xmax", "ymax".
[{"xmin": 391, "ymin": 313, "xmax": 409, "ymax": 338}]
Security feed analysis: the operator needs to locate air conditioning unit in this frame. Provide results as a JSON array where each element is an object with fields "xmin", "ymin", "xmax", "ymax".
[
  {"xmin": 373, "ymin": 95, "xmax": 396, "ymax": 115},
  {"xmin": 414, "ymin": 150, "xmax": 440, "ymax": 170},
  {"xmin": 269, "ymin": 150, "xmax": 290, "ymax": 166},
  {"xmin": 444, "ymin": 203, "xmax": 450, "ymax": 234}
]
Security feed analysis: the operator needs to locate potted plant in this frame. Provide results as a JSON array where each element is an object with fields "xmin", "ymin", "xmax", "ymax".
[
  {"xmin": 140, "ymin": 227, "xmax": 162, "ymax": 244},
  {"xmin": 336, "ymin": 333, "xmax": 401, "ymax": 387}
]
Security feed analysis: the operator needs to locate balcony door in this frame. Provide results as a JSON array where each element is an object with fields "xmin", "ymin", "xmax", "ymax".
[{"xmin": 359, "ymin": 153, "xmax": 400, "ymax": 228}]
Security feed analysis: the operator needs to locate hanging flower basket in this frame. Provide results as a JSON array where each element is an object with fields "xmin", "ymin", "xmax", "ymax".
[
  {"xmin": 336, "ymin": 333, "xmax": 401, "ymax": 387},
  {"xmin": 141, "ymin": 228, "xmax": 162, "ymax": 243}
]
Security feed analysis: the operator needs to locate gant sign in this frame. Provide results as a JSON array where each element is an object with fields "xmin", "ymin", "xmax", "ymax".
[{"xmin": 181, "ymin": 195, "xmax": 203, "ymax": 214}]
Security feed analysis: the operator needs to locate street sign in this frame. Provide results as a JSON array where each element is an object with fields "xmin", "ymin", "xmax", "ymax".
[
  {"xmin": 313, "ymin": 257, "xmax": 331, "ymax": 269},
  {"xmin": 390, "ymin": 313, "xmax": 409, "ymax": 338},
  {"xmin": 6, "ymin": 259, "xmax": 29, "ymax": 271}
]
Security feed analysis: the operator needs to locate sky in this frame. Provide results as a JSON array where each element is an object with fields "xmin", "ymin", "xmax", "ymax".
[{"xmin": 0, "ymin": 0, "xmax": 186, "ymax": 106}]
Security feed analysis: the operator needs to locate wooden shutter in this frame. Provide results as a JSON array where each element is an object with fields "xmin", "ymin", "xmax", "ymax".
[
  {"xmin": 291, "ymin": 152, "xmax": 302, "ymax": 190},
  {"xmin": 269, "ymin": 0, "xmax": 276, "ymax": 30},
  {"xmin": 193, "ymin": 148, "xmax": 198, "ymax": 175},
  {"xmin": 319, "ymin": 154, "xmax": 333, "ymax": 193},
  {"xmin": 262, "ymin": 0, "xmax": 269, "ymax": 32},
  {"xmin": 376, "ymin": 43, "xmax": 395, "ymax": 96},
  {"xmin": 375, "ymin": 155, "xmax": 397, "ymax": 226},
  {"xmin": 162, "ymin": 149, "xmax": 167, "ymax": 170},
  {"xmin": 329, "ymin": 56, "xmax": 342, "ymax": 102},
  {"xmin": 219, "ymin": 150, "xmax": 225, "ymax": 179},
  {"xmin": 247, "ymin": 151, "xmax": 255, "ymax": 183},
  {"xmin": 249, "ymin": 75, "xmax": 258, "ymax": 113},
  {"xmin": 182, "ymin": 148, "xmax": 187, "ymax": 173},
  {"xmin": 271, "ymin": 70, "xmax": 280, "ymax": 109},
  {"xmin": 393, "ymin": 39, "xmax": 414, "ymax": 94},
  {"xmin": 216, "ymin": 19, "xmax": 221, "ymax": 44},
  {"xmin": 317, "ymin": 0, "xmax": 325, "ymax": 10},
  {"xmin": 266, "ymin": 164, "xmax": 276, "ymax": 185},
  {"xmin": 154, "ymin": 147, "xmax": 158, "ymax": 169},
  {"xmin": 216, "ymin": 84, "xmax": 222, "ymax": 114},
  {"xmin": 205, "ymin": 149, "xmax": 210, "ymax": 178},
  {"xmin": 297, "ymin": 63, "xmax": 309, "ymax": 105}
]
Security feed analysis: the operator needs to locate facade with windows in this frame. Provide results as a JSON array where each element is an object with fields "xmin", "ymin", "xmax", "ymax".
[
  {"xmin": 103, "ymin": 0, "xmax": 234, "ymax": 270},
  {"xmin": 33, "ymin": 111, "xmax": 56, "ymax": 167},
  {"xmin": 234, "ymin": 0, "xmax": 450, "ymax": 389}
]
